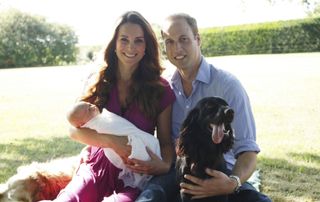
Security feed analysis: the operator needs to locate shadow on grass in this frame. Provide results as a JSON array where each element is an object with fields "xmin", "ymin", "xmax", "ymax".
[
  {"xmin": 2, "ymin": 139, "xmax": 320, "ymax": 202},
  {"xmin": 258, "ymin": 154, "xmax": 320, "ymax": 202},
  {"xmin": 288, "ymin": 152, "xmax": 320, "ymax": 165},
  {"xmin": 0, "ymin": 137, "xmax": 83, "ymax": 183}
]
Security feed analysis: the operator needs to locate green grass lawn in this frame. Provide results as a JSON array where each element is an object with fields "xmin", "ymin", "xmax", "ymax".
[
  {"xmin": 210, "ymin": 53, "xmax": 320, "ymax": 202},
  {"xmin": 1, "ymin": 53, "xmax": 320, "ymax": 202}
]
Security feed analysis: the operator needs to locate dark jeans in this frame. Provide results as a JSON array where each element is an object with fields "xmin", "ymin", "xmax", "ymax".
[
  {"xmin": 228, "ymin": 182, "xmax": 271, "ymax": 202},
  {"xmin": 135, "ymin": 166, "xmax": 271, "ymax": 202},
  {"xmin": 135, "ymin": 165, "xmax": 178, "ymax": 202}
]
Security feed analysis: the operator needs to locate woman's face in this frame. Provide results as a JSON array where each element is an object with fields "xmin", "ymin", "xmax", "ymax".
[{"xmin": 115, "ymin": 22, "xmax": 146, "ymax": 70}]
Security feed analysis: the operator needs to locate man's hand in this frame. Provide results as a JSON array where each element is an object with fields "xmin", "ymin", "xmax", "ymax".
[
  {"xmin": 125, "ymin": 147, "xmax": 170, "ymax": 175},
  {"xmin": 180, "ymin": 168, "xmax": 236, "ymax": 199}
]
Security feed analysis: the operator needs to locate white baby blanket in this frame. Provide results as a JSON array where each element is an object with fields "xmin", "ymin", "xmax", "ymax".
[{"xmin": 83, "ymin": 109, "xmax": 161, "ymax": 189}]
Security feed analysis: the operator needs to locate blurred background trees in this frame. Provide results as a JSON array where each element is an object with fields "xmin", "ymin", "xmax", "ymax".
[
  {"xmin": 0, "ymin": 9, "xmax": 78, "ymax": 68},
  {"xmin": 1, "ymin": 0, "xmax": 319, "ymax": 68}
]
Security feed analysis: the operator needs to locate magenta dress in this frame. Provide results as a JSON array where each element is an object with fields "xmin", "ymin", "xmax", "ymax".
[{"xmin": 53, "ymin": 78, "xmax": 175, "ymax": 202}]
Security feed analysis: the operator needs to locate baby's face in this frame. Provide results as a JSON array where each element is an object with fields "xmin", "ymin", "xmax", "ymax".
[{"xmin": 82, "ymin": 103, "xmax": 100, "ymax": 123}]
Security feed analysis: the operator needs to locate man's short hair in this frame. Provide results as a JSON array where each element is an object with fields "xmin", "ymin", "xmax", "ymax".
[{"xmin": 165, "ymin": 13, "xmax": 199, "ymax": 36}]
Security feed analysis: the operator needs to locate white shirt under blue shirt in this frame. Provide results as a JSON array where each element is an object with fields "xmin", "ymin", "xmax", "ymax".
[{"xmin": 170, "ymin": 56, "xmax": 260, "ymax": 170}]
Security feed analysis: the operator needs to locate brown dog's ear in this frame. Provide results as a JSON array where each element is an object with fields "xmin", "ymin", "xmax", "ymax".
[{"xmin": 211, "ymin": 124, "xmax": 225, "ymax": 144}]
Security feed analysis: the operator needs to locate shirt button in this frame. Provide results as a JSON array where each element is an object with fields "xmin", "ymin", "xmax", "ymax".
[{"xmin": 186, "ymin": 105, "xmax": 190, "ymax": 109}]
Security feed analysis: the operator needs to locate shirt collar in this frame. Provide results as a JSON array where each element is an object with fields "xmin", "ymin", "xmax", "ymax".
[{"xmin": 171, "ymin": 56, "xmax": 211, "ymax": 86}]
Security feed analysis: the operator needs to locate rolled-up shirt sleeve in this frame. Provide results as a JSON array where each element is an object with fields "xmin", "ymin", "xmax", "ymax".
[{"xmin": 224, "ymin": 78, "xmax": 260, "ymax": 158}]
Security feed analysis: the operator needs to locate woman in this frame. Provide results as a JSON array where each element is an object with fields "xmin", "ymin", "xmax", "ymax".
[{"xmin": 53, "ymin": 11, "xmax": 175, "ymax": 202}]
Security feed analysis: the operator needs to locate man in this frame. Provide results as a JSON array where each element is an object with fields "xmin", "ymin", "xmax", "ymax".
[{"xmin": 136, "ymin": 13, "xmax": 271, "ymax": 202}]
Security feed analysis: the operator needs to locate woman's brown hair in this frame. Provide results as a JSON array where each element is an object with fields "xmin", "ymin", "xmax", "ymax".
[{"xmin": 81, "ymin": 11, "xmax": 164, "ymax": 119}]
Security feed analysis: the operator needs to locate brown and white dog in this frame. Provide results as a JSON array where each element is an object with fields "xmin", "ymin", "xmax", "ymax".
[{"xmin": 0, "ymin": 156, "xmax": 78, "ymax": 202}]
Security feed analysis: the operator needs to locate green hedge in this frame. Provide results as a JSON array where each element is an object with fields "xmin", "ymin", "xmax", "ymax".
[{"xmin": 200, "ymin": 17, "xmax": 320, "ymax": 56}]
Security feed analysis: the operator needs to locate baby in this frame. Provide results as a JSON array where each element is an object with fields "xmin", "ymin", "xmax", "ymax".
[
  {"xmin": 67, "ymin": 101, "xmax": 100, "ymax": 128},
  {"xmin": 66, "ymin": 101, "xmax": 162, "ymax": 189}
]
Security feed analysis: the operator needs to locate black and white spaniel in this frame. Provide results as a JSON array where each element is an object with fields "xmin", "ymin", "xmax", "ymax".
[{"xmin": 176, "ymin": 97, "xmax": 235, "ymax": 202}]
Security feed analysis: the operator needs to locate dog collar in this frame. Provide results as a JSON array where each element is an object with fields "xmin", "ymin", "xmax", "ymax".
[{"xmin": 229, "ymin": 175, "xmax": 241, "ymax": 193}]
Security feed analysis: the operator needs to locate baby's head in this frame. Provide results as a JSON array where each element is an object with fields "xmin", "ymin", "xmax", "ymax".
[{"xmin": 67, "ymin": 101, "xmax": 100, "ymax": 127}]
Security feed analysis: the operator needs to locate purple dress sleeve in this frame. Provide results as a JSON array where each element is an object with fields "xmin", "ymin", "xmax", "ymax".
[{"xmin": 158, "ymin": 77, "xmax": 176, "ymax": 113}]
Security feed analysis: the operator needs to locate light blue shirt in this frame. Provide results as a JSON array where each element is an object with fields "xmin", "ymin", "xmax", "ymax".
[{"xmin": 170, "ymin": 56, "xmax": 260, "ymax": 170}]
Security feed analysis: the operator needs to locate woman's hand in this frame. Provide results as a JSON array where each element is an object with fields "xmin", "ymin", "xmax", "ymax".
[
  {"xmin": 125, "ymin": 147, "xmax": 170, "ymax": 175},
  {"xmin": 109, "ymin": 136, "xmax": 132, "ymax": 164}
]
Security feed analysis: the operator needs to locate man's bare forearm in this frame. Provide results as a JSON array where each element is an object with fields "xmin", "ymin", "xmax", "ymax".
[{"xmin": 232, "ymin": 151, "xmax": 257, "ymax": 183}]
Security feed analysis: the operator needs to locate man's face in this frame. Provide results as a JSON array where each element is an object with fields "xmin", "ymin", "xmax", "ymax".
[{"xmin": 162, "ymin": 18, "xmax": 201, "ymax": 71}]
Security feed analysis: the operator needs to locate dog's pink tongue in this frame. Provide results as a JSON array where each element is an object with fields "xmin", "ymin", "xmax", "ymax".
[{"xmin": 211, "ymin": 124, "xmax": 225, "ymax": 144}]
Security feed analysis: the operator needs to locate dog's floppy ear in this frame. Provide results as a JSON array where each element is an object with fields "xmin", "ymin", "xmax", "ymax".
[
  {"xmin": 181, "ymin": 107, "xmax": 200, "ymax": 128},
  {"xmin": 177, "ymin": 106, "xmax": 201, "ymax": 157},
  {"xmin": 224, "ymin": 108, "xmax": 234, "ymax": 124}
]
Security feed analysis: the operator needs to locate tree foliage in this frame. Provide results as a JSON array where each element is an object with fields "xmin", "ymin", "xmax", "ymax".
[
  {"xmin": 0, "ymin": 9, "xmax": 78, "ymax": 68},
  {"xmin": 265, "ymin": 0, "xmax": 320, "ymax": 16}
]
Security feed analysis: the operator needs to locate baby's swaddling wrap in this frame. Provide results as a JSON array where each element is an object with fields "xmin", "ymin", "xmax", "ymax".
[{"xmin": 83, "ymin": 109, "xmax": 161, "ymax": 189}]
